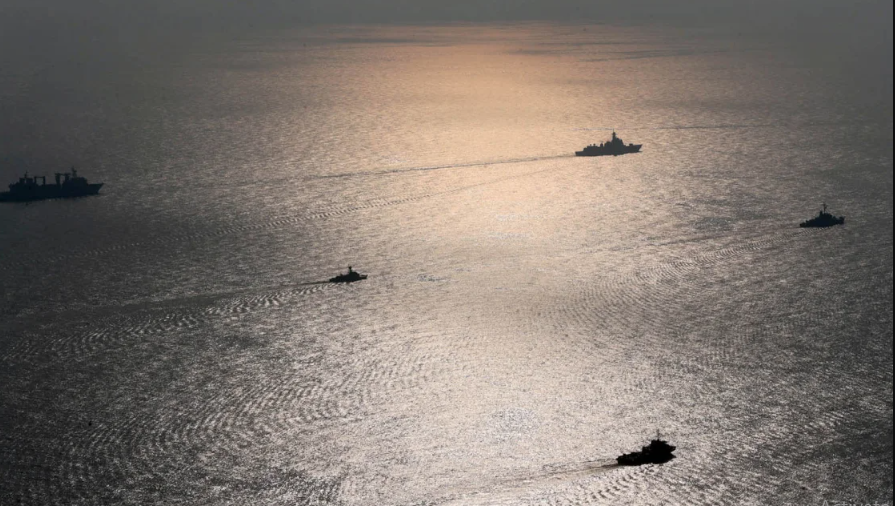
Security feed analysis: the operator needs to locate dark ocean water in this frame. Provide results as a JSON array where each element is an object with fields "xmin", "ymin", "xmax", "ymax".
[{"xmin": 0, "ymin": 24, "xmax": 892, "ymax": 505}]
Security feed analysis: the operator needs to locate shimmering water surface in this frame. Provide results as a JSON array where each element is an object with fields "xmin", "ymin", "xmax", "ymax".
[{"xmin": 1, "ymin": 24, "xmax": 892, "ymax": 505}]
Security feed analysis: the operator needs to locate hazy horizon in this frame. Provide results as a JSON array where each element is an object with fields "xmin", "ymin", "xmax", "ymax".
[{"xmin": 2, "ymin": 1, "xmax": 890, "ymax": 90}]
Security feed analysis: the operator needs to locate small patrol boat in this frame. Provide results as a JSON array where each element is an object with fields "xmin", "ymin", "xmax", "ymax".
[
  {"xmin": 617, "ymin": 432, "xmax": 676, "ymax": 466},
  {"xmin": 329, "ymin": 266, "xmax": 367, "ymax": 283}
]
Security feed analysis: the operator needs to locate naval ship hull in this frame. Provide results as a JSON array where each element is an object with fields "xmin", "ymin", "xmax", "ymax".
[
  {"xmin": 0, "ymin": 183, "xmax": 103, "ymax": 202},
  {"xmin": 799, "ymin": 216, "xmax": 845, "ymax": 228},
  {"xmin": 575, "ymin": 145, "xmax": 642, "ymax": 157}
]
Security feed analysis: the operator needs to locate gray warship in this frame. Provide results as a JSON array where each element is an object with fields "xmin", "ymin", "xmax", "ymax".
[
  {"xmin": 799, "ymin": 204, "xmax": 845, "ymax": 228},
  {"xmin": 0, "ymin": 168, "xmax": 103, "ymax": 202},
  {"xmin": 576, "ymin": 131, "xmax": 642, "ymax": 157}
]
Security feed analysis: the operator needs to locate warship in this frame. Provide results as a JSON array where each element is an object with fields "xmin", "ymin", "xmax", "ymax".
[
  {"xmin": 576, "ymin": 131, "xmax": 642, "ymax": 157},
  {"xmin": 617, "ymin": 433, "xmax": 676, "ymax": 466},
  {"xmin": 0, "ymin": 168, "xmax": 103, "ymax": 202},
  {"xmin": 329, "ymin": 266, "xmax": 367, "ymax": 283},
  {"xmin": 799, "ymin": 204, "xmax": 845, "ymax": 228}
]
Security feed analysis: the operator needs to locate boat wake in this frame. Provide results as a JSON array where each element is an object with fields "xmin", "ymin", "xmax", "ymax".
[
  {"xmin": 424, "ymin": 458, "xmax": 621, "ymax": 506},
  {"xmin": 316, "ymin": 154, "xmax": 574, "ymax": 179},
  {"xmin": 525, "ymin": 458, "xmax": 619, "ymax": 481}
]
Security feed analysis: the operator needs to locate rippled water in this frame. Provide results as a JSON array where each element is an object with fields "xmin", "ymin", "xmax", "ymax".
[{"xmin": 1, "ymin": 24, "xmax": 892, "ymax": 505}]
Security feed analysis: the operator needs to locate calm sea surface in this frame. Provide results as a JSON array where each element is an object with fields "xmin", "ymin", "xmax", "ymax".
[{"xmin": 0, "ymin": 24, "xmax": 892, "ymax": 505}]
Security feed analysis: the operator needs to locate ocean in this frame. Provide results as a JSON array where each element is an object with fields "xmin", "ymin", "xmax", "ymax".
[{"xmin": 1, "ymin": 23, "xmax": 892, "ymax": 505}]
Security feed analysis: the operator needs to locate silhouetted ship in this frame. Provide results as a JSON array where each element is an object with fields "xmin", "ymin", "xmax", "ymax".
[
  {"xmin": 0, "ymin": 168, "xmax": 103, "ymax": 203},
  {"xmin": 329, "ymin": 267, "xmax": 367, "ymax": 283},
  {"xmin": 617, "ymin": 434, "xmax": 676, "ymax": 466},
  {"xmin": 799, "ymin": 204, "xmax": 845, "ymax": 228},
  {"xmin": 576, "ymin": 131, "xmax": 642, "ymax": 157}
]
